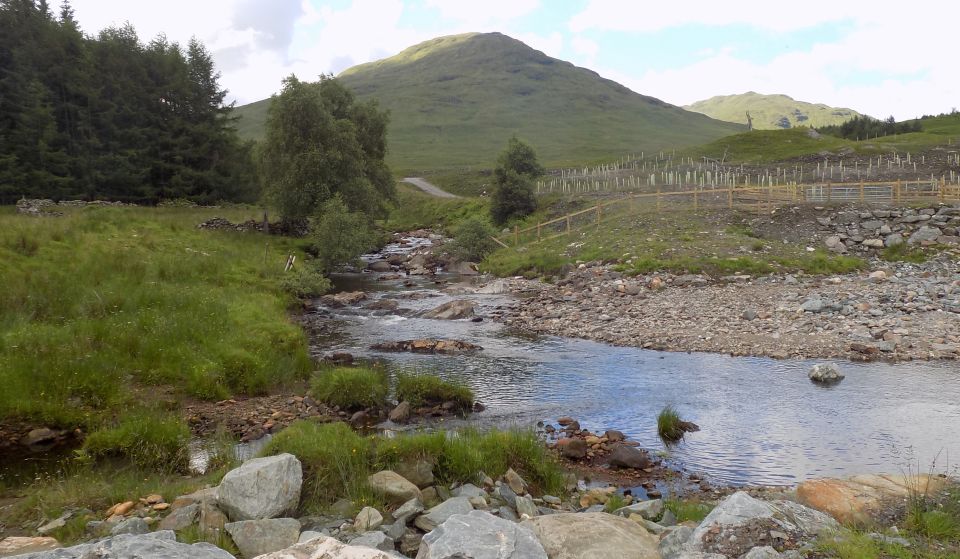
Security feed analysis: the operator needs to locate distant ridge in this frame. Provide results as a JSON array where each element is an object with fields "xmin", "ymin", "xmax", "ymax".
[
  {"xmin": 685, "ymin": 92, "xmax": 863, "ymax": 130},
  {"xmin": 233, "ymin": 32, "xmax": 743, "ymax": 170}
]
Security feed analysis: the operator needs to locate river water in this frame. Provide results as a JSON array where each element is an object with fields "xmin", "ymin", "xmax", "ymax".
[{"xmin": 313, "ymin": 239, "xmax": 960, "ymax": 487}]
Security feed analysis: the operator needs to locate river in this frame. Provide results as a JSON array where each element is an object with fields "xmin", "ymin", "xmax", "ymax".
[{"xmin": 311, "ymin": 238, "xmax": 960, "ymax": 487}]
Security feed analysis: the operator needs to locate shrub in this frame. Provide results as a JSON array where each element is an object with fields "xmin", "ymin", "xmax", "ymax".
[
  {"xmin": 448, "ymin": 218, "xmax": 497, "ymax": 262},
  {"xmin": 82, "ymin": 410, "xmax": 189, "ymax": 472},
  {"xmin": 657, "ymin": 405, "xmax": 685, "ymax": 442},
  {"xmin": 311, "ymin": 195, "xmax": 381, "ymax": 271},
  {"xmin": 491, "ymin": 170, "xmax": 537, "ymax": 225},
  {"xmin": 395, "ymin": 373, "xmax": 474, "ymax": 411},
  {"xmin": 310, "ymin": 366, "xmax": 388, "ymax": 410},
  {"xmin": 278, "ymin": 261, "xmax": 331, "ymax": 298},
  {"xmin": 260, "ymin": 421, "xmax": 374, "ymax": 512}
]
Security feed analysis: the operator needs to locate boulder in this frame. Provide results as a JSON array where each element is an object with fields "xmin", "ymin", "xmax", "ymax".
[
  {"xmin": 423, "ymin": 300, "xmax": 475, "ymax": 320},
  {"xmin": 388, "ymin": 401, "xmax": 411, "ymax": 423},
  {"xmin": 224, "ymin": 518, "xmax": 301, "ymax": 558},
  {"xmin": 521, "ymin": 512, "xmax": 659, "ymax": 559},
  {"xmin": 559, "ymin": 439, "xmax": 587, "ymax": 459},
  {"xmin": 254, "ymin": 536, "xmax": 397, "ymax": 559},
  {"xmin": 110, "ymin": 517, "xmax": 150, "ymax": 536},
  {"xmin": 354, "ymin": 507, "xmax": 383, "ymax": 532},
  {"xmin": 688, "ymin": 492, "xmax": 837, "ymax": 557},
  {"xmin": 393, "ymin": 498, "xmax": 425, "ymax": 525},
  {"xmin": 158, "ymin": 503, "xmax": 199, "ymax": 531},
  {"xmin": 475, "ymin": 280, "xmax": 509, "ymax": 295},
  {"xmin": 394, "ymin": 460, "xmax": 435, "ymax": 489},
  {"xmin": 614, "ymin": 499, "xmax": 662, "ymax": 520},
  {"xmin": 350, "ymin": 531, "xmax": 394, "ymax": 552},
  {"xmin": 885, "ymin": 233, "xmax": 904, "ymax": 247},
  {"xmin": 414, "ymin": 497, "xmax": 474, "ymax": 532},
  {"xmin": 797, "ymin": 474, "xmax": 948, "ymax": 524},
  {"xmin": 368, "ymin": 471, "xmax": 422, "ymax": 505},
  {"xmin": 12, "ymin": 531, "xmax": 234, "ymax": 559},
  {"xmin": 515, "ymin": 495, "xmax": 538, "ymax": 518},
  {"xmin": 908, "ymin": 226, "xmax": 941, "ymax": 244},
  {"xmin": 743, "ymin": 546, "xmax": 782, "ymax": 559},
  {"xmin": 368, "ymin": 261, "xmax": 392, "ymax": 272},
  {"xmin": 658, "ymin": 526, "xmax": 693, "ymax": 559},
  {"xmin": 809, "ymin": 363, "xmax": 844, "ymax": 384},
  {"xmin": 217, "ymin": 453, "xmax": 302, "ymax": 521},
  {"xmin": 447, "ymin": 261, "xmax": 479, "ymax": 276},
  {"xmin": 418, "ymin": 510, "xmax": 546, "ymax": 559},
  {"xmin": 0, "ymin": 536, "xmax": 61, "ymax": 556},
  {"xmin": 607, "ymin": 446, "xmax": 651, "ymax": 470},
  {"xmin": 504, "ymin": 468, "xmax": 527, "ymax": 495}
]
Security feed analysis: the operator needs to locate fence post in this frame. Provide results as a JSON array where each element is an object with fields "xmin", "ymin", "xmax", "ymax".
[
  {"xmin": 727, "ymin": 186, "xmax": 733, "ymax": 209},
  {"xmin": 941, "ymin": 177, "xmax": 946, "ymax": 202},
  {"xmin": 859, "ymin": 181, "xmax": 865, "ymax": 202},
  {"xmin": 514, "ymin": 225, "xmax": 519, "ymax": 246},
  {"xmin": 656, "ymin": 186, "xmax": 662, "ymax": 212},
  {"xmin": 896, "ymin": 180, "xmax": 901, "ymax": 203},
  {"xmin": 827, "ymin": 181, "xmax": 832, "ymax": 204}
]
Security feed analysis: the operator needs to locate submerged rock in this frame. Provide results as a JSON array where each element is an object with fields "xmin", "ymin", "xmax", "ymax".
[
  {"xmin": 371, "ymin": 339, "xmax": 482, "ymax": 354},
  {"xmin": 423, "ymin": 300, "xmax": 476, "ymax": 320},
  {"xmin": 808, "ymin": 363, "xmax": 844, "ymax": 384}
]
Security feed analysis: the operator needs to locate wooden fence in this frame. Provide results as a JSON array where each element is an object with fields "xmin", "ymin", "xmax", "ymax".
[{"xmin": 496, "ymin": 179, "xmax": 960, "ymax": 247}]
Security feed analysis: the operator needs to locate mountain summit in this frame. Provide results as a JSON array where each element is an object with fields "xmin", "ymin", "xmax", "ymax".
[
  {"xmin": 685, "ymin": 92, "xmax": 863, "ymax": 130},
  {"xmin": 234, "ymin": 32, "xmax": 743, "ymax": 169}
]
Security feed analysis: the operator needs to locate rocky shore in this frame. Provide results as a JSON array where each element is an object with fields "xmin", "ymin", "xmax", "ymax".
[{"xmin": 493, "ymin": 254, "xmax": 960, "ymax": 361}]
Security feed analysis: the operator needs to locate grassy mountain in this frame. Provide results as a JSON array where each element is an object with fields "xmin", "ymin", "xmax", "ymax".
[
  {"xmin": 685, "ymin": 92, "xmax": 863, "ymax": 130},
  {"xmin": 233, "ymin": 32, "xmax": 743, "ymax": 171}
]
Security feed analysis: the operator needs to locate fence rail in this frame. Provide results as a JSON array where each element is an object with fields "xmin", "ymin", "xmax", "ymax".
[{"xmin": 496, "ymin": 179, "xmax": 960, "ymax": 247}]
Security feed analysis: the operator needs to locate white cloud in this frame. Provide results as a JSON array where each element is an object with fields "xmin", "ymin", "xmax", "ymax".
[
  {"xmin": 424, "ymin": 0, "xmax": 540, "ymax": 25},
  {"xmin": 571, "ymin": 35, "xmax": 599, "ymax": 64}
]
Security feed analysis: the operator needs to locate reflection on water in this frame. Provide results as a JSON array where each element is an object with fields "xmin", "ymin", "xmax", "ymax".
[{"xmin": 320, "ymin": 264, "xmax": 960, "ymax": 486}]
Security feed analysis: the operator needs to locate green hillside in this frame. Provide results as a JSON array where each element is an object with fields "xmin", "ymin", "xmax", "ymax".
[
  {"xmin": 233, "ymin": 32, "xmax": 743, "ymax": 171},
  {"xmin": 685, "ymin": 92, "xmax": 863, "ymax": 130}
]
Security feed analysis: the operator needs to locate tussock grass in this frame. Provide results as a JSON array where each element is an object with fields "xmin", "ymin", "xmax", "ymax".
[
  {"xmin": 880, "ymin": 242, "xmax": 929, "ymax": 263},
  {"xmin": 657, "ymin": 405, "xmax": 685, "ymax": 442},
  {"xmin": 310, "ymin": 367, "xmax": 389, "ymax": 411},
  {"xmin": 0, "ymin": 206, "xmax": 312, "ymax": 428},
  {"xmin": 384, "ymin": 184, "xmax": 488, "ymax": 232},
  {"xmin": 604, "ymin": 493, "xmax": 627, "ymax": 513},
  {"xmin": 395, "ymin": 373, "xmax": 474, "ymax": 410},
  {"xmin": 81, "ymin": 410, "xmax": 190, "ymax": 472},
  {"xmin": 664, "ymin": 499, "xmax": 714, "ymax": 523}
]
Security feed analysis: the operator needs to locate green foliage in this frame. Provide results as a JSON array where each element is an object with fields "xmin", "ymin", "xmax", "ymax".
[
  {"xmin": 657, "ymin": 405, "xmax": 684, "ymax": 441},
  {"xmin": 395, "ymin": 373, "xmax": 474, "ymax": 411},
  {"xmin": 311, "ymin": 195, "xmax": 380, "ymax": 271},
  {"xmin": 663, "ymin": 499, "xmax": 714, "ymax": 523},
  {"xmin": 820, "ymin": 115, "xmax": 922, "ymax": 140},
  {"xmin": 448, "ymin": 217, "xmax": 497, "ymax": 261},
  {"xmin": 491, "ymin": 137, "xmax": 542, "ymax": 225},
  {"xmin": 775, "ymin": 252, "xmax": 866, "ymax": 274},
  {"xmin": 0, "ymin": 4, "xmax": 256, "ymax": 204},
  {"xmin": 261, "ymin": 421, "xmax": 376, "ymax": 513},
  {"xmin": 686, "ymin": 92, "xmax": 862, "ymax": 130},
  {"xmin": 233, "ymin": 32, "xmax": 742, "ymax": 170},
  {"xmin": 310, "ymin": 367, "xmax": 389, "ymax": 411},
  {"xmin": 278, "ymin": 261, "xmax": 332, "ymax": 298},
  {"xmin": 604, "ymin": 494, "xmax": 627, "ymax": 513},
  {"xmin": 482, "ymin": 250, "xmax": 570, "ymax": 279},
  {"xmin": 81, "ymin": 410, "xmax": 190, "ymax": 472},
  {"xmin": 880, "ymin": 242, "xmax": 929, "ymax": 263},
  {"xmin": 0, "ymin": 207, "xmax": 313, "ymax": 427},
  {"xmin": 384, "ymin": 184, "xmax": 488, "ymax": 232},
  {"xmin": 693, "ymin": 128, "xmax": 854, "ymax": 164},
  {"xmin": 261, "ymin": 75, "xmax": 394, "ymax": 225}
]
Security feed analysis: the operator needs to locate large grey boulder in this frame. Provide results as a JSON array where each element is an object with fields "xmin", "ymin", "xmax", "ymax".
[
  {"xmin": 423, "ymin": 300, "xmax": 475, "ymax": 320},
  {"xmin": 658, "ymin": 526, "xmax": 694, "ymax": 559},
  {"xmin": 158, "ymin": 503, "xmax": 199, "ymax": 531},
  {"xmin": 14, "ymin": 531, "xmax": 234, "ymax": 559},
  {"xmin": 613, "ymin": 499, "xmax": 663, "ymax": 520},
  {"xmin": 908, "ymin": 226, "xmax": 941, "ymax": 244},
  {"xmin": 607, "ymin": 446, "xmax": 651, "ymax": 470},
  {"xmin": 218, "ymin": 453, "xmax": 302, "ymax": 521},
  {"xmin": 224, "ymin": 518, "xmax": 301, "ymax": 558},
  {"xmin": 254, "ymin": 536, "xmax": 398, "ymax": 558},
  {"xmin": 368, "ymin": 471, "xmax": 422, "ymax": 505},
  {"xmin": 808, "ymin": 363, "xmax": 844, "ymax": 384},
  {"xmin": 417, "ymin": 510, "xmax": 546, "ymax": 559},
  {"xmin": 521, "ymin": 512, "xmax": 659, "ymax": 559},
  {"xmin": 109, "ymin": 517, "xmax": 150, "ymax": 536},
  {"xmin": 350, "ymin": 531, "xmax": 394, "ymax": 552},
  {"xmin": 414, "ymin": 497, "xmax": 474, "ymax": 532},
  {"xmin": 688, "ymin": 492, "xmax": 837, "ymax": 557}
]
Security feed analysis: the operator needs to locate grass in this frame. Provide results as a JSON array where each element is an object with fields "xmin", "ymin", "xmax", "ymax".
[
  {"xmin": 233, "ymin": 33, "xmax": 742, "ymax": 171},
  {"xmin": 260, "ymin": 422, "xmax": 567, "ymax": 514},
  {"xmin": 0, "ymin": 206, "xmax": 313, "ymax": 430},
  {"xmin": 310, "ymin": 366, "xmax": 389, "ymax": 411},
  {"xmin": 384, "ymin": 183, "xmax": 488, "ymax": 232},
  {"xmin": 80, "ymin": 409, "xmax": 190, "ymax": 473},
  {"xmin": 663, "ymin": 499, "xmax": 714, "ymax": 523},
  {"xmin": 685, "ymin": 92, "xmax": 861, "ymax": 130},
  {"xmin": 395, "ymin": 372, "xmax": 474, "ymax": 411},
  {"xmin": 880, "ymin": 242, "xmax": 930, "ymax": 263},
  {"xmin": 657, "ymin": 405, "xmax": 685, "ymax": 442},
  {"xmin": 604, "ymin": 493, "xmax": 627, "ymax": 513}
]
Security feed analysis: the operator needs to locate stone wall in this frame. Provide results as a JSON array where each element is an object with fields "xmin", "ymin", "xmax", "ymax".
[{"xmin": 820, "ymin": 205, "xmax": 960, "ymax": 253}]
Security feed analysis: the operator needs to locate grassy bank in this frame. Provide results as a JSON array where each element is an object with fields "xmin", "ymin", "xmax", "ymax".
[
  {"xmin": 384, "ymin": 183, "xmax": 488, "ymax": 232},
  {"xmin": 481, "ymin": 205, "xmax": 865, "ymax": 279},
  {"xmin": 0, "ymin": 206, "xmax": 313, "ymax": 430}
]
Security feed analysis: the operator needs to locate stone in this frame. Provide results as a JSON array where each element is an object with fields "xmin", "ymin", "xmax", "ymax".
[
  {"xmin": 198, "ymin": 503, "xmax": 228, "ymax": 535},
  {"xmin": 419, "ymin": 510, "xmax": 546, "ymax": 559},
  {"xmin": 868, "ymin": 270, "xmax": 887, "ymax": 282},
  {"xmin": 885, "ymin": 233, "xmax": 904, "ymax": 247},
  {"xmin": 0, "ymin": 536, "xmax": 61, "ymax": 555},
  {"xmin": 298, "ymin": 531, "xmax": 325, "ymax": 544},
  {"xmin": 908, "ymin": 226, "xmax": 941, "ymax": 244},
  {"xmin": 559, "ymin": 438, "xmax": 588, "ymax": 459},
  {"xmin": 355, "ymin": 507, "xmax": 384, "ymax": 532},
  {"xmin": 860, "ymin": 220, "xmax": 883, "ymax": 231},
  {"xmin": 423, "ymin": 300, "xmax": 475, "ymax": 320},
  {"xmin": 414, "ymin": 497, "xmax": 473, "ymax": 532},
  {"xmin": 809, "ymin": 363, "xmax": 844, "ymax": 384},
  {"xmin": 394, "ymin": 460, "xmax": 434, "ymax": 489},
  {"xmin": 614, "ymin": 499, "xmax": 663, "ymax": 520},
  {"xmin": 13, "ymin": 531, "xmax": 233, "ymax": 559},
  {"xmin": 800, "ymin": 298, "xmax": 824, "ymax": 313},
  {"xmin": 496, "ymin": 484, "xmax": 518, "ymax": 509},
  {"xmin": 658, "ymin": 525, "xmax": 693, "ymax": 559},
  {"xmin": 388, "ymin": 401, "xmax": 411, "ymax": 423},
  {"xmin": 515, "ymin": 495, "xmax": 538, "ymax": 518},
  {"xmin": 797, "ymin": 474, "xmax": 948, "ymax": 524},
  {"xmin": 394, "ymin": 498, "xmax": 425, "ymax": 525},
  {"xmin": 743, "ymin": 546, "xmax": 782, "ymax": 559},
  {"xmin": 158, "ymin": 503, "xmax": 199, "ymax": 531},
  {"xmin": 37, "ymin": 512, "xmax": 72, "ymax": 536},
  {"xmin": 255, "ymin": 536, "xmax": 398, "ymax": 559},
  {"xmin": 368, "ymin": 261, "xmax": 392, "ymax": 272},
  {"xmin": 660, "ymin": 509, "xmax": 678, "ymax": 527},
  {"xmin": 504, "ymin": 468, "xmax": 527, "ymax": 495},
  {"xmin": 368, "ymin": 471, "xmax": 422, "ymax": 505},
  {"xmin": 350, "ymin": 531, "xmax": 394, "ymax": 552},
  {"xmin": 608, "ymin": 445, "xmax": 651, "ymax": 470},
  {"xmin": 861, "ymin": 239, "xmax": 884, "ymax": 248},
  {"xmin": 452, "ymin": 484, "xmax": 485, "ymax": 499},
  {"xmin": 447, "ymin": 261, "xmax": 479, "ymax": 275},
  {"xmin": 217, "ymin": 453, "xmax": 302, "ymax": 521},
  {"xmin": 604, "ymin": 430, "xmax": 625, "ymax": 442},
  {"xmin": 522, "ymin": 512, "xmax": 659, "ymax": 559},
  {"xmin": 224, "ymin": 518, "xmax": 301, "ymax": 558},
  {"xmin": 824, "ymin": 236, "xmax": 846, "ymax": 253},
  {"xmin": 110, "ymin": 517, "xmax": 150, "ymax": 536}
]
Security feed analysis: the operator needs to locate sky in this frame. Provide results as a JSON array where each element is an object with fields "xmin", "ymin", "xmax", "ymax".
[{"xmin": 58, "ymin": 0, "xmax": 957, "ymax": 120}]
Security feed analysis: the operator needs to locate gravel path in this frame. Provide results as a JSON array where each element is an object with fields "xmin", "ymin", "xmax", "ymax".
[{"xmin": 402, "ymin": 177, "xmax": 459, "ymax": 198}]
